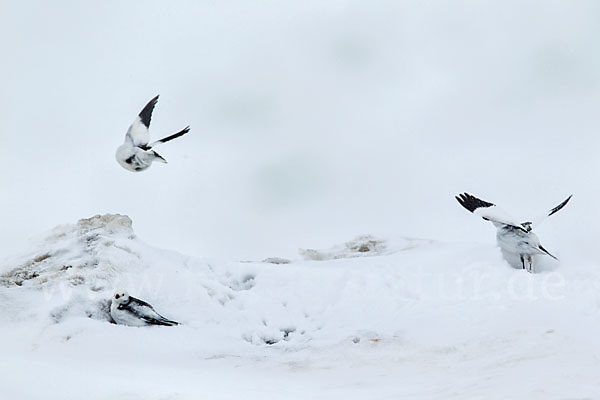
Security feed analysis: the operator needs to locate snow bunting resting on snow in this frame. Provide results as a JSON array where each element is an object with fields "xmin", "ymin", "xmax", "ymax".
[
  {"xmin": 456, "ymin": 193, "xmax": 572, "ymax": 273},
  {"xmin": 110, "ymin": 289, "xmax": 179, "ymax": 326},
  {"xmin": 116, "ymin": 95, "xmax": 189, "ymax": 172}
]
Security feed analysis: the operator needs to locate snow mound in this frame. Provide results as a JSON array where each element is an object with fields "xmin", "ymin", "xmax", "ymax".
[
  {"xmin": 260, "ymin": 257, "xmax": 291, "ymax": 264},
  {"xmin": 1, "ymin": 214, "xmax": 136, "ymax": 289},
  {"xmin": 0, "ymin": 214, "xmax": 146, "ymax": 323},
  {"xmin": 3, "ymin": 215, "xmax": 600, "ymax": 399},
  {"xmin": 299, "ymin": 234, "xmax": 427, "ymax": 260}
]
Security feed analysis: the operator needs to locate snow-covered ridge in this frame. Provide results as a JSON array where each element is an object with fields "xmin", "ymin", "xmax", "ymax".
[
  {"xmin": 0, "ymin": 214, "xmax": 433, "ymax": 340},
  {"xmin": 1, "ymin": 214, "xmax": 136, "ymax": 289},
  {"xmin": 299, "ymin": 234, "xmax": 430, "ymax": 260},
  {"xmin": 0, "ymin": 216, "xmax": 428, "ymax": 327},
  {"xmin": 3, "ymin": 215, "xmax": 600, "ymax": 399},
  {"xmin": 0, "ymin": 214, "xmax": 146, "ymax": 323}
]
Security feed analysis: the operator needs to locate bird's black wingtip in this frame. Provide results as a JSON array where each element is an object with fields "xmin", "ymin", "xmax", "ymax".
[
  {"xmin": 455, "ymin": 192, "xmax": 495, "ymax": 213},
  {"xmin": 548, "ymin": 194, "xmax": 573, "ymax": 217},
  {"xmin": 178, "ymin": 125, "xmax": 191, "ymax": 136},
  {"xmin": 154, "ymin": 126, "xmax": 190, "ymax": 145},
  {"xmin": 565, "ymin": 194, "xmax": 573, "ymax": 204},
  {"xmin": 562, "ymin": 194, "xmax": 573, "ymax": 205},
  {"xmin": 138, "ymin": 95, "xmax": 160, "ymax": 128}
]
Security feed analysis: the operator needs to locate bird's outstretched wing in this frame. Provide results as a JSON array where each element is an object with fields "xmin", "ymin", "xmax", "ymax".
[
  {"xmin": 125, "ymin": 95, "xmax": 159, "ymax": 147},
  {"xmin": 150, "ymin": 126, "xmax": 190, "ymax": 147},
  {"xmin": 456, "ymin": 192, "xmax": 527, "ymax": 232},
  {"xmin": 125, "ymin": 296, "xmax": 178, "ymax": 326},
  {"xmin": 522, "ymin": 195, "xmax": 572, "ymax": 230}
]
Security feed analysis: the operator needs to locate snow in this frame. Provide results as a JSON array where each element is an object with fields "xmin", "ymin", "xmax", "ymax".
[
  {"xmin": 2, "ymin": 214, "xmax": 600, "ymax": 399},
  {"xmin": 2, "ymin": 1, "xmax": 600, "ymax": 398}
]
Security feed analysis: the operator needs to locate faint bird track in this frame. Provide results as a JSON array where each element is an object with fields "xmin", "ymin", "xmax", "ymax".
[{"xmin": 227, "ymin": 274, "xmax": 256, "ymax": 291}]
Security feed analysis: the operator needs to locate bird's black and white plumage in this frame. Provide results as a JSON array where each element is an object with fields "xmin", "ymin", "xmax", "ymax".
[
  {"xmin": 456, "ymin": 192, "xmax": 572, "ymax": 273},
  {"xmin": 110, "ymin": 289, "xmax": 179, "ymax": 326},
  {"xmin": 116, "ymin": 95, "xmax": 190, "ymax": 172}
]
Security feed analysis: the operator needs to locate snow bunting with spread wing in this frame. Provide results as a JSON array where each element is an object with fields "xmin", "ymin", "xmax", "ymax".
[
  {"xmin": 116, "ymin": 95, "xmax": 189, "ymax": 172},
  {"xmin": 456, "ymin": 192, "xmax": 572, "ymax": 273}
]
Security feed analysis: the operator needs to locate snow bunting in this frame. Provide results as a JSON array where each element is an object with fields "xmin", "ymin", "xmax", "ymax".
[
  {"xmin": 456, "ymin": 192, "xmax": 572, "ymax": 273},
  {"xmin": 116, "ymin": 95, "xmax": 189, "ymax": 172},
  {"xmin": 110, "ymin": 289, "xmax": 179, "ymax": 326}
]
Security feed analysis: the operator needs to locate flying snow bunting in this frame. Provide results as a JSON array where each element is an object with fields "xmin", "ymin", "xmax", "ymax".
[
  {"xmin": 456, "ymin": 192, "xmax": 572, "ymax": 273},
  {"xmin": 116, "ymin": 95, "xmax": 189, "ymax": 172}
]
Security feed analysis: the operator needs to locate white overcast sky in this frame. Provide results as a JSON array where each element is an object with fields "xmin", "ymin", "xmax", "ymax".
[{"xmin": 0, "ymin": 1, "xmax": 598, "ymax": 261}]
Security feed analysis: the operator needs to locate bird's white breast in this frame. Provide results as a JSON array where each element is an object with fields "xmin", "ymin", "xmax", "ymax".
[
  {"xmin": 110, "ymin": 300, "xmax": 148, "ymax": 327},
  {"xmin": 495, "ymin": 228, "xmax": 541, "ymax": 256}
]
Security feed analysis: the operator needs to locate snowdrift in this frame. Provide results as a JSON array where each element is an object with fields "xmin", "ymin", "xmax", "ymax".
[{"xmin": 2, "ymin": 215, "xmax": 600, "ymax": 399}]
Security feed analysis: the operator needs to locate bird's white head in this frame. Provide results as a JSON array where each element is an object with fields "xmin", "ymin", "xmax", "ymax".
[{"xmin": 113, "ymin": 289, "xmax": 130, "ymax": 304}]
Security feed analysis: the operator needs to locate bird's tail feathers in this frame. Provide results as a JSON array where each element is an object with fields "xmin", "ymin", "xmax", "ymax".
[
  {"xmin": 538, "ymin": 244, "xmax": 558, "ymax": 260},
  {"xmin": 146, "ymin": 317, "xmax": 179, "ymax": 326},
  {"xmin": 154, "ymin": 316, "xmax": 179, "ymax": 326},
  {"xmin": 150, "ymin": 126, "xmax": 190, "ymax": 147},
  {"xmin": 152, "ymin": 151, "xmax": 167, "ymax": 164}
]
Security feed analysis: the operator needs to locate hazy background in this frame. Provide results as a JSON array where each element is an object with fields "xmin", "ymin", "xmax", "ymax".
[{"xmin": 0, "ymin": 0, "xmax": 598, "ymax": 262}]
